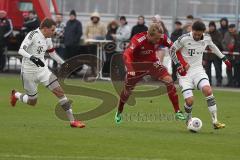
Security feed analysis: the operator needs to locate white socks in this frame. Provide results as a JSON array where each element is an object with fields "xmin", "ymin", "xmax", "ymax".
[
  {"xmin": 206, "ymin": 95, "xmax": 218, "ymax": 124},
  {"xmin": 15, "ymin": 92, "xmax": 29, "ymax": 103},
  {"xmin": 59, "ymin": 96, "xmax": 75, "ymax": 122},
  {"xmin": 66, "ymin": 109, "xmax": 75, "ymax": 122}
]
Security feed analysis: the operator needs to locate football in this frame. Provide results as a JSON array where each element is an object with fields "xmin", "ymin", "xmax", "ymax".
[{"xmin": 187, "ymin": 117, "xmax": 203, "ymax": 132}]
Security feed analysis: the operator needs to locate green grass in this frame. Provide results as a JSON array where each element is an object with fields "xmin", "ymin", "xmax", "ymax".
[{"xmin": 0, "ymin": 76, "xmax": 240, "ymax": 160}]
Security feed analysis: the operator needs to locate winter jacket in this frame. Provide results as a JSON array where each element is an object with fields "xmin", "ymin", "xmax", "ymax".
[
  {"xmin": 170, "ymin": 28, "xmax": 183, "ymax": 42},
  {"xmin": 130, "ymin": 24, "xmax": 148, "ymax": 39},
  {"xmin": 85, "ymin": 22, "xmax": 106, "ymax": 39},
  {"xmin": 64, "ymin": 19, "xmax": 82, "ymax": 46},
  {"xmin": 115, "ymin": 24, "xmax": 131, "ymax": 52},
  {"xmin": 208, "ymin": 30, "xmax": 223, "ymax": 51},
  {"xmin": 0, "ymin": 17, "xmax": 12, "ymax": 47}
]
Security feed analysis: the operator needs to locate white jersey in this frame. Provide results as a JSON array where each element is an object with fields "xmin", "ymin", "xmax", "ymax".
[
  {"xmin": 171, "ymin": 32, "xmax": 225, "ymax": 71},
  {"xmin": 19, "ymin": 28, "xmax": 53, "ymax": 73}
]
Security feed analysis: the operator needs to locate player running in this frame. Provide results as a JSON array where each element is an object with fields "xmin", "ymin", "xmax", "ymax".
[
  {"xmin": 115, "ymin": 24, "xmax": 187, "ymax": 124},
  {"xmin": 10, "ymin": 18, "xmax": 85, "ymax": 128},
  {"xmin": 169, "ymin": 21, "xmax": 232, "ymax": 129}
]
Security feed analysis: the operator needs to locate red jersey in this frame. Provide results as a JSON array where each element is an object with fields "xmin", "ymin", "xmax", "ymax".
[{"xmin": 123, "ymin": 32, "xmax": 186, "ymax": 71}]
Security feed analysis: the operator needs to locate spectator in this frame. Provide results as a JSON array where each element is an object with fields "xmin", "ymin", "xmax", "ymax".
[
  {"xmin": 111, "ymin": 16, "xmax": 131, "ymax": 79},
  {"xmin": 130, "ymin": 15, "xmax": 148, "ymax": 39},
  {"xmin": 52, "ymin": 13, "xmax": 65, "ymax": 69},
  {"xmin": 182, "ymin": 23, "xmax": 192, "ymax": 33},
  {"xmin": 151, "ymin": 15, "xmax": 169, "ymax": 35},
  {"xmin": 186, "ymin": 15, "xmax": 194, "ymax": 24},
  {"xmin": 183, "ymin": 15, "xmax": 194, "ymax": 34},
  {"xmin": 0, "ymin": 10, "xmax": 13, "ymax": 71},
  {"xmin": 106, "ymin": 20, "xmax": 119, "ymax": 40},
  {"xmin": 85, "ymin": 12, "xmax": 106, "ymax": 40},
  {"xmin": 205, "ymin": 21, "xmax": 223, "ymax": 86},
  {"xmin": 218, "ymin": 17, "xmax": 229, "ymax": 38},
  {"xmin": 222, "ymin": 24, "xmax": 240, "ymax": 87},
  {"xmin": 102, "ymin": 20, "xmax": 119, "ymax": 76},
  {"xmin": 22, "ymin": 11, "xmax": 40, "ymax": 34},
  {"xmin": 111, "ymin": 16, "xmax": 131, "ymax": 52},
  {"xmin": 170, "ymin": 21, "xmax": 183, "ymax": 81},
  {"xmin": 170, "ymin": 21, "xmax": 183, "ymax": 42},
  {"xmin": 152, "ymin": 14, "xmax": 161, "ymax": 24},
  {"xmin": 64, "ymin": 10, "xmax": 82, "ymax": 60}
]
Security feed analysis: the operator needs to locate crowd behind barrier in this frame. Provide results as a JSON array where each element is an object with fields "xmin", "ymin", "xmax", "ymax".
[{"xmin": 0, "ymin": 9, "xmax": 240, "ymax": 87}]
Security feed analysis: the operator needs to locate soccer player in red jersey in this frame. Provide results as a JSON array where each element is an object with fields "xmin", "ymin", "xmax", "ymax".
[{"xmin": 115, "ymin": 24, "xmax": 188, "ymax": 124}]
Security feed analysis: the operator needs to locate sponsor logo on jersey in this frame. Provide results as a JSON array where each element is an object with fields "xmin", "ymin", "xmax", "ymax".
[
  {"xmin": 140, "ymin": 50, "xmax": 153, "ymax": 55},
  {"xmin": 188, "ymin": 49, "xmax": 203, "ymax": 56},
  {"xmin": 137, "ymin": 36, "xmax": 146, "ymax": 43}
]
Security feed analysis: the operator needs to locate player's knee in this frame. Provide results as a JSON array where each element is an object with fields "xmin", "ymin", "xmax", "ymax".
[
  {"xmin": 202, "ymin": 86, "xmax": 212, "ymax": 97},
  {"xmin": 185, "ymin": 97, "xmax": 194, "ymax": 106},
  {"xmin": 28, "ymin": 98, "xmax": 37, "ymax": 106},
  {"xmin": 52, "ymin": 87, "xmax": 65, "ymax": 98}
]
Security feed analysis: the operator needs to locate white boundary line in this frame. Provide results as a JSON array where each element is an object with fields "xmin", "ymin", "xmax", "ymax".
[{"xmin": 0, "ymin": 154, "xmax": 167, "ymax": 160}]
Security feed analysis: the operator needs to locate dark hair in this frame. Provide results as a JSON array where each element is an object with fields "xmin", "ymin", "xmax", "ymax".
[
  {"xmin": 120, "ymin": 16, "xmax": 126, "ymax": 21},
  {"xmin": 229, "ymin": 24, "xmax": 236, "ymax": 28},
  {"xmin": 192, "ymin": 21, "xmax": 206, "ymax": 31},
  {"xmin": 209, "ymin": 21, "xmax": 216, "ymax": 28},
  {"xmin": 138, "ymin": 15, "xmax": 145, "ymax": 19},
  {"xmin": 40, "ymin": 18, "xmax": 56, "ymax": 29},
  {"xmin": 175, "ymin": 21, "xmax": 182, "ymax": 25},
  {"xmin": 69, "ymin": 10, "xmax": 76, "ymax": 16},
  {"xmin": 187, "ymin": 15, "xmax": 194, "ymax": 19},
  {"xmin": 120, "ymin": 16, "xmax": 127, "ymax": 25}
]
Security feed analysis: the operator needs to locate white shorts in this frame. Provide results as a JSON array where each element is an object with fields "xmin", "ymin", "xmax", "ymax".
[
  {"xmin": 21, "ymin": 69, "xmax": 57, "ymax": 97},
  {"xmin": 179, "ymin": 69, "xmax": 210, "ymax": 98}
]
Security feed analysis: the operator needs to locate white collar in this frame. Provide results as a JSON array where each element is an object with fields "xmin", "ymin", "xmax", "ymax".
[{"xmin": 37, "ymin": 28, "xmax": 46, "ymax": 39}]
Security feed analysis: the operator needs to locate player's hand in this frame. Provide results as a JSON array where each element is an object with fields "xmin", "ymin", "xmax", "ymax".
[
  {"xmin": 222, "ymin": 56, "xmax": 232, "ymax": 70},
  {"xmin": 176, "ymin": 63, "xmax": 187, "ymax": 76},
  {"xmin": 30, "ymin": 56, "xmax": 45, "ymax": 67},
  {"xmin": 183, "ymin": 63, "xmax": 190, "ymax": 71},
  {"xmin": 128, "ymin": 71, "xmax": 136, "ymax": 76}
]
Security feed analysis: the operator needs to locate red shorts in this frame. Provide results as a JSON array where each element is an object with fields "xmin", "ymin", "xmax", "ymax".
[{"xmin": 124, "ymin": 62, "xmax": 170, "ymax": 90}]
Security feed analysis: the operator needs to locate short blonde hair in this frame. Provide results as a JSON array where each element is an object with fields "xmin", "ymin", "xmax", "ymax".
[{"xmin": 148, "ymin": 23, "xmax": 163, "ymax": 36}]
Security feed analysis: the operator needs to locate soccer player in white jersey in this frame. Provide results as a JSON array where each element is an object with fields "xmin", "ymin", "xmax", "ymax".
[
  {"xmin": 169, "ymin": 21, "xmax": 232, "ymax": 129},
  {"xmin": 10, "ymin": 18, "xmax": 85, "ymax": 128}
]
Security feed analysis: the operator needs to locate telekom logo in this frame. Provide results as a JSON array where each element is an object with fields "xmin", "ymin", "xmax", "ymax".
[{"xmin": 140, "ymin": 50, "xmax": 154, "ymax": 55}]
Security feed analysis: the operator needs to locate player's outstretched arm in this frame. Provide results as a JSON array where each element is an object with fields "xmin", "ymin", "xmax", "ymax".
[
  {"xmin": 208, "ymin": 40, "xmax": 232, "ymax": 70},
  {"xmin": 48, "ymin": 49, "xmax": 65, "ymax": 65}
]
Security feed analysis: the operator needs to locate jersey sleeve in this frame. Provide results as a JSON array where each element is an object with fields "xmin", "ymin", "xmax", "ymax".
[
  {"xmin": 169, "ymin": 36, "xmax": 186, "ymax": 66},
  {"xmin": 206, "ymin": 36, "xmax": 225, "ymax": 59},
  {"xmin": 123, "ymin": 37, "xmax": 141, "ymax": 71},
  {"xmin": 18, "ymin": 31, "xmax": 37, "ymax": 58},
  {"xmin": 162, "ymin": 34, "xmax": 173, "ymax": 48}
]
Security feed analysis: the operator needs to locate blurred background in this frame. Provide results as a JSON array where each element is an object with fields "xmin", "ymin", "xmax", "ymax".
[{"xmin": 1, "ymin": 0, "xmax": 240, "ymax": 87}]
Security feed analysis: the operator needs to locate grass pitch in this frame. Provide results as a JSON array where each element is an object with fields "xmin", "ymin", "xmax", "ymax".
[{"xmin": 0, "ymin": 75, "xmax": 240, "ymax": 160}]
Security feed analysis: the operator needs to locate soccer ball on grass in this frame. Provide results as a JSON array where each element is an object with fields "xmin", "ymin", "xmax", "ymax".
[{"xmin": 187, "ymin": 117, "xmax": 202, "ymax": 133}]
